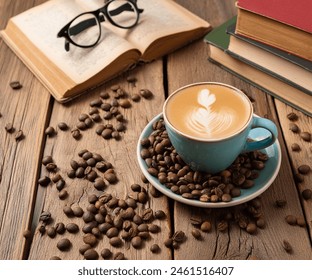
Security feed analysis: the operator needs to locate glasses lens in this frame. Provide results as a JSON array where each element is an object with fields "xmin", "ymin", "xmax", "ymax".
[
  {"xmin": 107, "ymin": 0, "xmax": 138, "ymax": 28},
  {"xmin": 68, "ymin": 13, "xmax": 100, "ymax": 47}
]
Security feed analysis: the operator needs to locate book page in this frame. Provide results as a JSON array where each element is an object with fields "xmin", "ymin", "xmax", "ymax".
[
  {"xmin": 76, "ymin": 0, "xmax": 210, "ymax": 54},
  {"xmin": 121, "ymin": 0, "xmax": 210, "ymax": 54},
  {"xmin": 11, "ymin": 0, "xmax": 138, "ymax": 83}
]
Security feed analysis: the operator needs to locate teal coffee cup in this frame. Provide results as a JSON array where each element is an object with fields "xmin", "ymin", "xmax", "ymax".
[{"xmin": 163, "ymin": 82, "xmax": 278, "ymax": 174}]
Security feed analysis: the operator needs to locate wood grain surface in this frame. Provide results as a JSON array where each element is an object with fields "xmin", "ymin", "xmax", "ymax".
[{"xmin": 0, "ymin": 0, "xmax": 311, "ymax": 260}]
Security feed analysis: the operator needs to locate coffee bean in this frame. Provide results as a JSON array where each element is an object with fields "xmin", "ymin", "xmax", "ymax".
[
  {"xmin": 104, "ymin": 172, "xmax": 118, "ymax": 184},
  {"xmin": 246, "ymin": 223, "xmax": 257, "ymax": 234},
  {"xmin": 63, "ymin": 205, "xmax": 74, "ymax": 217},
  {"xmin": 282, "ymin": 240, "xmax": 293, "ymax": 253},
  {"xmin": 131, "ymin": 236, "xmax": 142, "ymax": 248},
  {"xmin": 67, "ymin": 169, "xmax": 76, "ymax": 178},
  {"xmin": 73, "ymin": 167, "xmax": 83, "ymax": 179},
  {"xmin": 15, "ymin": 130, "xmax": 24, "ymax": 141},
  {"xmin": 300, "ymin": 132, "xmax": 311, "ymax": 142},
  {"xmin": 109, "ymin": 237, "xmax": 122, "ymax": 247},
  {"xmin": 42, "ymin": 155, "xmax": 53, "ymax": 166},
  {"xmin": 66, "ymin": 223, "xmax": 79, "ymax": 233},
  {"xmin": 70, "ymin": 160, "xmax": 79, "ymax": 170},
  {"xmin": 106, "ymin": 227, "xmax": 119, "ymax": 238},
  {"xmin": 217, "ymin": 220, "xmax": 228, "ymax": 232},
  {"xmin": 57, "ymin": 238, "xmax": 71, "ymax": 251},
  {"xmin": 45, "ymin": 126, "xmax": 56, "ymax": 137},
  {"xmin": 131, "ymin": 94, "xmax": 141, "ymax": 102},
  {"xmin": 114, "ymin": 252, "xmax": 125, "ymax": 260},
  {"xmin": 173, "ymin": 230, "xmax": 185, "ymax": 243},
  {"xmin": 256, "ymin": 218, "xmax": 266, "ymax": 228},
  {"xmin": 100, "ymin": 91, "xmax": 110, "ymax": 99},
  {"xmin": 90, "ymin": 98, "xmax": 102, "ymax": 107},
  {"xmin": 84, "ymin": 249, "xmax": 99, "ymax": 260},
  {"xmin": 102, "ymin": 128, "xmax": 112, "ymax": 139},
  {"xmin": 83, "ymin": 211, "xmax": 95, "ymax": 223},
  {"xmin": 101, "ymin": 248, "xmax": 112, "ymax": 259},
  {"xmin": 46, "ymin": 163, "xmax": 57, "ymax": 172},
  {"xmin": 94, "ymin": 178, "xmax": 106, "ymax": 190},
  {"xmin": 51, "ymin": 173, "xmax": 62, "ymax": 183},
  {"xmin": 58, "ymin": 189, "xmax": 68, "ymax": 200},
  {"xmin": 285, "ymin": 215, "xmax": 297, "ymax": 225},
  {"xmin": 55, "ymin": 223, "xmax": 66, "ymax": 234},
  {"xmin": 119, "ymin": 99, "xmax": 131, "ymax": 108},
  {"xmin": 298, "ymin": 164, "xmax": 310, "ymax": 175},
  {"xmin": 287, "ymin": 112, "xmax": 298, "ymax": 121},
  {"xmin": 289, "ymin": 123, "xmax": 299, "ymax": 133},
  {"xmin": 164, "ymin": 238, "xmax": 173, "ymax": 248},
  {"xmin": 191, "ymin": 228, "xmax": 202, "ymax": 239},
  {"xmin": 291, "ymin": 143, "xmax": 301, "ymax": 152},
  {"xmin": 57, "ymin": 122, "xmax": 68, "ymax": 131},
  {"xmin": 83, "ymin": 233, "xmax": 98, "ymax": 247},
  {"xmin": 154, "ymin": 210, "xmax": 166, "ymax": 220},
  {"xmin": 10, "ymin": 81, "xmax": 22, "ymax": 90},
  {"xmin": 46, "ymin": 226, "xmax": 56, "ymax": 238},
  {"xmin": 200, "ymin": 221, "xmax": 212, "ymax": 232},
  {"xmin": 38, "ymin": 176, "xmax": 51, "ymax": 186},
  {"xmin": 147, "ymin": 244, "xmax": 160, "ymax": 254},
  {"xmin": 55, "ymin": 179, "xmax": 65, "ymax": 191},
  {"xmin": 139, "ymin": 89, "xmax": 153, "ymax": 99},
  {"xmin": 71, "ymin": 128, "xmax": 81, "ymax": 140},
  {"xmin": 5, "ymin": 123, "xmax": 14, "ymax": 133},
  {"xmin": 79, "ymin": 244, "xmax": 92, "ymax": 255},
  {"xmin": 302, "ymin": 189, "xmax": 312, "ymax": 200}
]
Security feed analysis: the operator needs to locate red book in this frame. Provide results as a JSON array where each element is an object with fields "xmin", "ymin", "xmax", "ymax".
[{"xmin": 237, "ymin": 0, "xmax": 312, "ymax": 33}]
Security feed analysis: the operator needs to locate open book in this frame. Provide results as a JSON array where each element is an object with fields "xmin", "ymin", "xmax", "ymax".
[{"xmin": 0, "ymin": 0, "xmax": 211, "ymax": 102}]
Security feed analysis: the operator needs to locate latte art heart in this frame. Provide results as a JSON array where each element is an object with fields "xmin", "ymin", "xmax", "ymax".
[
  {"xmin": 165, "ymin": 84, "xmax": 251, "ymax": 140},
  {"xmin": 186, "ymin": 89, "xmax": 237, "ymax": 137}
]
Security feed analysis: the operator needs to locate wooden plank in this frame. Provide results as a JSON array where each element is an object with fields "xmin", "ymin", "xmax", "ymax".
[
  {"xmin": 167, "ymin": 0, "xmax": 312, "ymax": 259},
  {"xmin": 28, "ymin": 62, "xmax": 170, "ymax": 260},
  {"xmin": 275, "ymin": 100, "xmax": 312, "ymax": 241},
  {"xmin": 0, "ymin": 0, "xmax": 51, "ymax": 259}
]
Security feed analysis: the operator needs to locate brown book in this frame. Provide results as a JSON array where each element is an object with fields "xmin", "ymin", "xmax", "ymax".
[
  {"xmin": 204, "ymin": 18, "xmax": 312, "ymax": 116},
  {"xmin": 235, "ymin": 7, "xmax": 312, "ymax": 62},
  {"xmin": 0, "ymin": 0, "xmax": 211, "ymax": 103}
]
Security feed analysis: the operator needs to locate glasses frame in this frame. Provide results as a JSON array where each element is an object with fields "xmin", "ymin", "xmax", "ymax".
[{"xmin": 57, "ymin": 0, "xmax": 143, "ymax": 51}]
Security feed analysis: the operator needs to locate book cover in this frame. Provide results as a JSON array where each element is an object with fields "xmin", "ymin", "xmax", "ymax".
[
  {"xmin": 226, "ymin": 22, "xmax": 312, "ymax": 96},
  {"xmin": 204, "ymin": 18, "xmax": 312, "ymax": 117},
  {"xmin": 237, "ymin": 0, "xmax": 312, "ymax": 33}
]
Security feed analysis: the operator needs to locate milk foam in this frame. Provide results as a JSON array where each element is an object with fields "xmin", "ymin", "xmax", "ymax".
[{"xmin": 186, "ymin": 89, "xmax": 236, "ymax": 137}]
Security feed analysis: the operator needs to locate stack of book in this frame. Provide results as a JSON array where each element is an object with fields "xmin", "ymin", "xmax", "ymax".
[{"xmin": 204, "ymin": 0, "xmax": 312, "ymax": 116}]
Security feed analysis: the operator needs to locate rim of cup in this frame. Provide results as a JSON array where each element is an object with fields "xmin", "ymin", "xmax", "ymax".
[{"xmin": 163, "ymin": 82, "xmax": 254, "ymax": 142}]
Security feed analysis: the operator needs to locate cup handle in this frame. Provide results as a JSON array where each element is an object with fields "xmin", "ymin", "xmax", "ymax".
[{"xmin": 242, "ymin": 117, "xmax": 278, "ymax": 153}]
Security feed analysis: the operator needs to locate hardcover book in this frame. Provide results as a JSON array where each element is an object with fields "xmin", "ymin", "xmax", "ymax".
[
  {"xmin": 0, "ymin": 0, "xmax": 211, "ymax": 103},
  {"xmin": 204, "ymin": 18, "xmax": 312, "ymax": 117},
  {"xmin": 226, "ymin": 22, "xmax": 312, "ymax": 96},
  {"xmin": 237, "ymin": 0, "xmax": 312, "ymax": 33}
]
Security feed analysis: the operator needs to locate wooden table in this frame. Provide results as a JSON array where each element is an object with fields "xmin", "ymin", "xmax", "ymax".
[{"xmin": 0, "ymin": 0, "xmax": 311, "ymax": 260}]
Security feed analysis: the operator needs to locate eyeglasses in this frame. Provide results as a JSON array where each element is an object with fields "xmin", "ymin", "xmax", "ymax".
[{"xmin": 57, "ymin": 0, "xmax": 143, "ymax": 51}]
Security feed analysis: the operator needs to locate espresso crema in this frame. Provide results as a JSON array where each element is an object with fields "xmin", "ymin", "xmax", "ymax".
[{"xmin": 165, "ymin": 84, "xmax": 252, "ymax": 140}]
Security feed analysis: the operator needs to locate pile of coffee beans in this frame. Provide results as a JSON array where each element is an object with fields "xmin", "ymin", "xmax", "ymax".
[
  {"xmin": 140, "ymin": 118, "xmax": 268, "ymax": 203},
  {"xmin": 67, "ymin": 149, "xmax": 118, "ymax": 190}
]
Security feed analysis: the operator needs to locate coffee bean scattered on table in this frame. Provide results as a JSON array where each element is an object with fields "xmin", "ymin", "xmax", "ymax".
[{"xmin": 10, "ymin": 81, "xmax": 23, "ymax": 90}]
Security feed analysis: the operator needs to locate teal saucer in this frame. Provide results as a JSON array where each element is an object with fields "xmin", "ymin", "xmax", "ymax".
[{"xmin": 137, "ymin": 113, "xmax": 281, "ymax": 208}]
